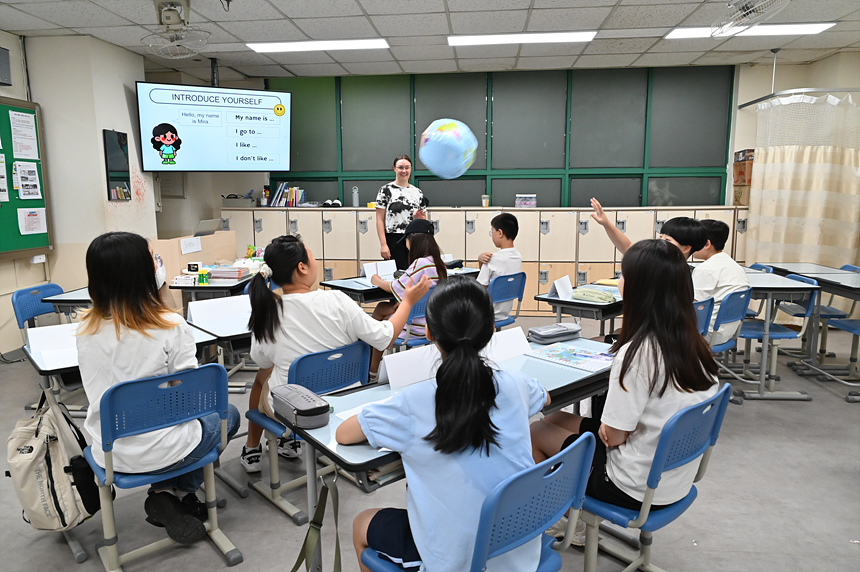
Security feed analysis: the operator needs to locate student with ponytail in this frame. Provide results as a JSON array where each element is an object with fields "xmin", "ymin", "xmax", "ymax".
[
  {"xmin": 337, "ymin": 277, "xmax": 550, "ymax": 572},
  {"xmin": 240, "ymin": 235, "xmax": 430, "ymax": 472}
]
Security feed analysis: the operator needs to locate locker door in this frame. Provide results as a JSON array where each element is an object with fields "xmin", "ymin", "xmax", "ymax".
[
  {"xmin": 576, "ymin": 263, "xmax": 616, "ymax": 286},
  {"xmin": 289, "ymin": 210, "xmax": 323, "ymax": 260},
  {"xmin": 357, "ymin": 210, "xmax": 382, "ymax": 261},
  {"xmin": 735, "ymin": 209, "xmax": 749, "ymax": 263},
  {"xmin": 614, "ymin": 210, "xmax": 655, "ymax": 261},
  {"xmin": 322, "ymin": 210, "xmax": 358, "ymax": 261},
  {"xmin": 428, "ymin": 210, "xmax": 466, "ymax": 260},
  {"xmin": 465, "ymin": 210, "xmax": 502, "ymax": 260},
  {"xmin": 655, "ymin": 210, "xmax": 695, "ymax": 237},
  {"xmin": 695, "ymin": 209, "xmax": 736, "ymax": 259},
  {"xmin": 539, "ymin": 211, "xmax": 578, "ymax": 262},
  {"xmin": 577, "ymin": 211, "xmax": 615, "ymax": 262},
  {"xmin": 254, "ymin": 210, "xmax": 287, "ymax": 249},
  {"xmin": 322, "ymin": 259, "xmax": 359, "ymax": 282},
  {"xmin": 508, "ymin": 210, "xmax": 540, "ymax": 262},
  {"xmin": 519, "ymin": 262, "xmax": 539, "ymax": 312},
  {"xmin": 220, "ymin": 210, "xmax": 255, "ymax": 259},
  {"xmin": 537, "ymin": 262, "xmax": 576, "ymax": 312}
]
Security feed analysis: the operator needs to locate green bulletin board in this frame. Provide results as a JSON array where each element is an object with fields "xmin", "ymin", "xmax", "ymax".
[{"xmin": 0, "ymin": 96, "xmax": 52, "ymax": 260}]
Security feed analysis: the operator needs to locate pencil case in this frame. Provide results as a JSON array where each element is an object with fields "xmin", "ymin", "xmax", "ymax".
[{"xmin": 271, "ymin": 384, "xmax": 330, "ymax": 429}]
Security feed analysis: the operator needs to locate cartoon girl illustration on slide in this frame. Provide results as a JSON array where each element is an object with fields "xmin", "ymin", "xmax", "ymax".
[{"xmin": 151, "ymin": 123, "xmax": 182, "ymax": 165}]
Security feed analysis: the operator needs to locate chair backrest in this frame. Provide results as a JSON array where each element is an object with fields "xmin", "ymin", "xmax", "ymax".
[
  {"xmin": 487, "ymin": 272, "xmax": 527, "ymax": 305},
  {"xmin": 11, "ymin": 283, "xmax": 64, "ymax": 329},
  {"xmin": 712, "ymin": 287, "xmax": 752, "ymax": 331},
  {"xmin": 840, "ymin": 264, "xmax": 860, "ymax": 273},
  {"xmin": 470, "ymin": 433, "xmax": 596, "ymax": 571},
  {"xmin": 98, "ymin": 363, "xmax": 229, "ymax": 453},
  {"xmin": 406, "ymin": 285, "xmax": 435, "ymax": 326},
  {"xmin": 288, "ymin": 340, "xmax": 372, "ymax": 394},
  {"xmin": 749, "ymin": 263, "xmax": 773, "ymax": 273},
  {"xmin": 243, "ymin": 278, "xmax": 280, "ymax": 295},
  {"xmin": 645, "ymin": 384, "xmax": 731, "ymax": 490},
  {"xmin": 784, "ymin": 274, "xmax": 818, "ymax": 318},
  {"xmin": 694, "ymin": 298, "xmax": 715, "ymax": 336}
]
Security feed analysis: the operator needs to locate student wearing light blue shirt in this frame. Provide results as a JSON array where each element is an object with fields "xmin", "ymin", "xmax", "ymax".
[{"xmin": 337, "ymin": 277, "xmax": 550, "ymax": 572}]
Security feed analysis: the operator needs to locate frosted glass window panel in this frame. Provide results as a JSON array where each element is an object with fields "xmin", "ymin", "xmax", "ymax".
[
  {"xmin": 341, "ymin": 75, "xmax": 412, "ymax": 171},
  {"xmin": 570, "ymin": 178, "xmax": 641, "ymax": 208},
  {"xmin": 269, "ymin": 77, "xmax": 337, "ymax": 171},
  {"xmin": 649, "ymin": 67, "xmax": 732, "ymax": 168},
  {"xmin": 418, "ymin": 178, "xmax": 486, "ymax": 207},
  {"xmin": 415, "ymin": 73, "xmax": 487, "ymax": 171},
  {"xmin": 491, "ymin": 178, "xmax": 561, "ymax": 208},
  {"xmin": 570, "ymin": 69, "xmax": 647, "ymax": 168},
  {"xmin": 343, "ymin": 180, "xmax": 394, "ymax": 207},
  {"xmin": 290, "ymin": 180, "xmax": 339, "ymax": 203},
  {"xmin": 647, "ymin": 177, "xmax": 722, "ymax": 207},
  {"xmin": 491, "ymin": 71, "xmax": 567, "ymax": 169}
]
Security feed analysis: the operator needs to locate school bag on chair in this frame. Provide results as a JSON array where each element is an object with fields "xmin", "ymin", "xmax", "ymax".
[{"xmin": 6, "ymin": 394, "xmax": 101, "ymax": 531}]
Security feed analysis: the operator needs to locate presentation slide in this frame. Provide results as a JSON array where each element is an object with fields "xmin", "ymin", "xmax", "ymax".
[{"xmin": 137, "ymin": 82, "xmax": 291, "ymax": 172}]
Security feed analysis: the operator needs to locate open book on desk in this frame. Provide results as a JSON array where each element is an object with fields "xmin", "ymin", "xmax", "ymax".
[{"xmin": 525, "ymin": 343, "xmax": 614, "ymax": 373}]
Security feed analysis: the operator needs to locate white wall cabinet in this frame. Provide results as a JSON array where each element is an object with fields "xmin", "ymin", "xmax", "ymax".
[
  {"xmin": 539, "ymin": 211, "xmax": 578, "ymax": 262},
  {"xmin": 428, "ymin": 209, "xmax": 466, "ymax": 260},
  {"xmin": 322, "ymin": 210, "xmax": 358, "ymax": 260},
  {"xmin": 253, "ymin": 210, "xmax": 287, "ymax": 250},
  {"xmin": 577, "ymin": 212, "xmax": 615, "ymax": 262},
  {"xmin": 220, "ymin": 209, "xmax": 255, "ymax": 259},
  {"xmin": 289, "ymin": 210, "xmax": 323, "ymax": 260},
  {"xmin": 465, "ymin": 210, "xmax": 502, "ymax": 260},
  {"xmin": 358, "ymin": 211, "xmax": 381, "ymax": 261}
]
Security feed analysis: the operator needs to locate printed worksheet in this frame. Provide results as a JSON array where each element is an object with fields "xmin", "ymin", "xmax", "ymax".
[{"xmin": 10, "ymin": 111, "xmax": 39, "ymax": 160}]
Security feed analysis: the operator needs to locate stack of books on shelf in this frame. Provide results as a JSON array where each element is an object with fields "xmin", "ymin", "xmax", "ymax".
[
  {"xmin": 268, "ymin": 182, "xmax": 306, "ymax": 207},
  {"xmin": 210, "ymin": 267, "xmax": 251, "ymax": 280}
]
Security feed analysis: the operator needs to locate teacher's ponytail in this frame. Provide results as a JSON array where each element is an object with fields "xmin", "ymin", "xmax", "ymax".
[{"xmin": 247, "ymin": 235, "xmax": 308, "ymax": 343}]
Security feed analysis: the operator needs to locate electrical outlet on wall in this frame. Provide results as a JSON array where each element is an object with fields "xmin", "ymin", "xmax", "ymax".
[{"xmin": 31, "ymin": 254, "xmax": 46, "ymax": 264}]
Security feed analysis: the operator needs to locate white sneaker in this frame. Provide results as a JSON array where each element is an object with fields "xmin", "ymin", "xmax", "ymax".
[
  {"xmin": 545, "ymin": 516, "xmax": 587, "ymax": 547},
  {"xmin": 267, "ymin": 437, "xmax": 302, "ymax": 459},
  {"xmin": 240, "ymin": 445, "xmax": 262, "ymax": 473}
]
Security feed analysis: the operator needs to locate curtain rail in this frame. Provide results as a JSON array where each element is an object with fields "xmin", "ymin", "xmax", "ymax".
[{"xmin": 738, "ymin": 87, "xmax": 860, "ymax": 110}]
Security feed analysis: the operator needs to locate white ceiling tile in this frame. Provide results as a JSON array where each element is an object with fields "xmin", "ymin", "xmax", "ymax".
[
  {"xmin": 143, "ymin": 58, "xmax": 170, "ymax": 71},
  {"xmin": 455, "ymin": 45, "xmax": 520, "ymax": 59},
  {"xmin": 329, "ymin": 49, "xmax": 395, "ymax": 63},
  {"xmin": 518, "ymin": 43, "xmax": 587, "ymax": 56},
  {"xmin": 830, "ymin": 21, "xmax": 860, "ymax": 32},
  {"xmin": 219, "ymin": 20, "xmax": 307, "ymax": 42},
  {"xmin": 781, "ymin": 32, "xmax": 860, "ymax": 50},
  {"xmin": 621, "ymin": 0, "xmax": 704, "ymax": 3},
  {"xmin": 185, "ymin": 22, "xmax": 242, "ymax": 44},
  {"xmin": 841, "ymin": 9, "xmax": 860, "ymax": 21},
  {"xmin": 766, "ymin": 0, "xmax": 860, "ymax": 24},
  {"xmin": 1, "ymin": 0, "xmax": 69, "ymax": 3},
  {"xmin": 603, "ymin": 4, "xmax": 700, "ymax": 28},
  {"xmin": 371, "ymin": 13, "xmax": 450, "ymax": 36},
  {"xmin": 574, "ymin": 54, "xmax": 639, "ymax": 67},
  {"xmin": 679, "ymin": 2, "xmax": 734, "ymax": 27},
  {"xmin": 516, "ymin": 56, "xmax": 576, "ymax": 69},
  {"xmin": 633, "ymin": 51, "xmax": 703, "ymax": 66},
  {"xmin": 6, "ymin": 28, "xmax": 78, "ymax": 37},
  {"xmin": 450, "ymin": 10, "xmax": 528, "ymax": 34},
  {"xmin": 0, "ymin": 5, "xmax": 62, "ymax": 30},
  {"xmin": 90, "ymin": 0, "xmax": 157, "ymax": 25},
  {"xmin": 649, "ymin": 38, "xmax": 728, "ymax": 53},
  {"xmin": 213, "ymin": 67, "xmax": 248, "ymax": 81},
  {"xmin": 449, "ymin": 0, "xmax": 531, "ymax": 11},
  {"xmin": 266, "ymin": 52, "xmax": 336, "ymax": 65},
  {"xmin": 342, "ymin": 61, "xmax": 403, "ymax": 75},
  {"xmin": 527, "ymin": 8, "xmax": 613, "ymax": 32},
  {"xmin": 15, "ymin": 0, "xmax": 131, "ymax": 27},
  {"xmin": 199, "ymin": 43, "xmax": 252, "ymax": 53},
  {"xmin": 774, "ymin": 48, "xmax": 842, "ymax": 63},
  {"xmin": 292, "ymin": 16, "xmax": 378, "ymax": 40},
  {"xmin": 267, "ymin": 0, "xmax": 363, "ymax": 18},
  {"xmin": 458, "ymin": 58, "xmax": 517, "ymax": 72},
  {"xmin": 192, "ymin": 0, "xmax": 284, "ymax": 22},
  {"xmin": 204, "ymin": 50, "xmax": 278, "ymax": 66},
  {"xmin": 693, "ymin": 51, "xmax": 770, "ymax": 65},
  {"xmin": 597, "ymin": 28, "xmax": 671, "ymax": 39},
  {"xmin": 234, "ymin": 65, "xmax": 295, "ymax": 77},
  {"xmin": 73, "ymin": 25, "xmax": 153, "ymax": 48},
  {"xmin": 359, "ymin": 0, "xmax": 445, "ymax": 15},
  {"xmin": 282, "ymin": 63, "xmax": 348, "ymax": 76},
  {"xmin": 391, "ymin": 45, "xmax": 455, "ymax": 60},
  {"xmin": 584, "ymin": 38, "xmax": 659, "ymax": 54},
  {"xmin": 387, "ymin": 36, "xmax": 448, "ymax": 46},
  {"xmin": 399, "ymin": 60, "xmax": 458, "ymax": 73},
  {"xmin": 714, "ymin": 36, "xmax": 800, "ymax": 51},
  {"xmin": 534, "ymin": 1, "xmax": 617, "ymax": 7}
]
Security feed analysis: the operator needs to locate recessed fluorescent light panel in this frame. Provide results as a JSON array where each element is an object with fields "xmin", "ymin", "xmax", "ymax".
[
  {"xmin": 666, "ymin": 23, "xmax": 835, "ymax": 39},
  {"xmin": 448, "ymin": 32, "xmax": 596, "ymax": 47},
  {"xmin": 248, "ymin": 39, "xmax": 389, "ymax": 53}
]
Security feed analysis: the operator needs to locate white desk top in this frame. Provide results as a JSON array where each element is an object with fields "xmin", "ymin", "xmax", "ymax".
[
  {"xmin": 186, "ymin": 295, "xmax": 252, "ymax": 339},
  {"xmin": 746, "ymin": 273, "xmax": 820, "ymax": 291},
  {"xmin": 804, "ymin": 272, "xmax": 860, "ymax": 290},
  {"xmin": 759, "ymin": 262, "xmax": 856, "ymax": 276},
  {"xmin": 43, "ymin": 287, "xmax": 90, "ymax": 303}
]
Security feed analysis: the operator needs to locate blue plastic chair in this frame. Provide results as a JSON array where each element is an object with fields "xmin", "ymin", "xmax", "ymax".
[
  {"xmin": 709, "ymin": 288, "xmax": 752, "ymax": 355},
  {"xmin": 694, "ymin": 297, "xmax": 715, "ymax": 336},
  {"xmin": 243, "ymin": 278, "xmax": 280, "ymax": 295},
  {"xmin": 245, "ymin": 341, "xmax": 372, "ymax": 525},
  {"xmin": 394, "ymin": 285, "xmax": 436, "ymax": 349},
  {"xmin": 11, "ymin": 283, "xmax": 64, "ymax": 341},
  {"xmin": 582, "ymin": 384, "xmax": 732, "ymax": 572},
  {"xmin": 82, "ymin": 364, "xmax": 242, "ymax": 571},
  {"xmin": 746, "ymin": 264, "xmax": 772, "ymax": 318},
  {"xmin": 824, "ymin": 319, "xmax": 860, "ymax": 400},
  {"xmin": 488, "ymin": 271, "xmax": 527, "ymax": 330},
  {"xmin": 361, "ymin": 433, "xmax": 596, "ymax": 572}
]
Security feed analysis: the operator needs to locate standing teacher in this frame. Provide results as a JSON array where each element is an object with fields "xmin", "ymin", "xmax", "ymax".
[{"xmin": 375, "ymin": 154, "xmax": 428, "ymax": 270}]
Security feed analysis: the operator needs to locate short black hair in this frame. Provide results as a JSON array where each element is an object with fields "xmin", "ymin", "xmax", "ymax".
[
  {"xmin": 661, "ymin": 217, "xmax": 707, "ymax": 253},
  {"xmin": 491, "ymin": 213, "xmax": 518, "ymax": 240},
  {"xmin": 699, "ymin": 219, "xmax": 730, "ymax": 251}
]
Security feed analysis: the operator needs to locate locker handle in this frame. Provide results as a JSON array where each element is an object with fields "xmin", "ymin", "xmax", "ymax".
[
  {"xmin": 289, "ymin": 219, "xmax": 298, "ymax": 234},
  {"xmin": 323, "ymin": 219, "xmax": 332, "ymax": 234},
  {"xmin": 577, "ymin": 271, "xmax": 588, "ymax": 285},
  {"xmin": 465, "ymin": 219, "xmax": 475, "ymax": 234},
  {"xmin": 221, "ymin": 218, "xmax": 230, "ymax": 231},
  {"xmin": 615, "ymin": 220, "xmax": 626, "ymax": 233},
  {"xmin": 614, "ymin": 269, "xmax": 622, "ymax": 279},
  {"xmin": 431, "ymin": 219, "xmax": 440, "ymax": 235},
  {"xmin": 323, "ymin": 267, "xmax": 333, "ymax": 281},
  {"xmin": 655, "ymin": 219, "xmax": 666, "ymax": 234},
  {"xmin": 578, "ymin": 220, "xmax": 589, "ymax": 235},
  {"xmin": 358, "ymin": 219, "xmax": 368, "ymax": 234},
  {"xmin": 540, "ymin": 219, "xmax": 550, "ymax": 235},
  {"xmin": 538, "ymin": 270, "xmax": 549, "ymax": 285},
  {"xmin": 736, "ymin": 218, "xmax": 747, "ymax": 234},
  {"xmin": 254, "ymin": 218, "xmax": 263, "ymax": 233}
]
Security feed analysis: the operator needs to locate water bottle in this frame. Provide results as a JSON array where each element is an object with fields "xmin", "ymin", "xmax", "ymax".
[{"xmin": 352, "ymin": 186, "xmax": 360, "ymax": 207}]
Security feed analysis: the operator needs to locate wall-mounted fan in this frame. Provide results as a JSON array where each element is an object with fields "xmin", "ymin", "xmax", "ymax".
[
  {"xmin": 711, "ymin": 0, "xmax": 792, "ymax": 38},
  {"xmin": 141, "ymin": 1, "xmax": 211, "ymax": 59}
]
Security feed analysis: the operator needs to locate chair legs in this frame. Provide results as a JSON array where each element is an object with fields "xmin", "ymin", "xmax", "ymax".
[
  {"xmin": 203, "ymin": 464, "xmax": 244, "ymax": 566},
  {"xmin": 582, "ymin": 512, "xmax": 668, "ymax": 572}
]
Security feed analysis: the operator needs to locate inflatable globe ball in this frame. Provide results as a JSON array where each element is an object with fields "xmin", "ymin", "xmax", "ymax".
[{"xmin": 418, "ymin": 119, "xmax": 478, "ymax": 180}]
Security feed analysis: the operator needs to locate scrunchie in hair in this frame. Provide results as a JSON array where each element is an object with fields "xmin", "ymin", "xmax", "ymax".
[{"xmin": 259, "ymin": 263, "xmax": 273, "ymax": 279}]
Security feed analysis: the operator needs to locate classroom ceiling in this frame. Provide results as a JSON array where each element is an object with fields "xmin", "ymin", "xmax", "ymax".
[{"xmin": 1, "ymin": 0, "xmax": 859, "ymax": 80}]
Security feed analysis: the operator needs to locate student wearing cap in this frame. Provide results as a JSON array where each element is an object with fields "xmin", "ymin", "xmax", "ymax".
[{"xmin": 368, "ymin": 219, "xmax": 448, "ymax": 380}]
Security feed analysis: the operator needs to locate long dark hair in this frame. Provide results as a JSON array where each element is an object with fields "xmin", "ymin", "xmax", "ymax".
[
  {"xmin": 612, "ymin": 239, "xmax": 717, "ymax": 396},
  {"xmin": 247, "ymin": 235, "xmax": 309, "ymax": 343},
  {"xmin": 424, "ymin": 277, "xmax": 498, "ymax": 455},
  {"xmin": 407, "ymin": 233, "xmax": 447, "ymax": 280},
  {"xmin": 79, "ymin": 232, "xmax": 175, "ymax": 339}
]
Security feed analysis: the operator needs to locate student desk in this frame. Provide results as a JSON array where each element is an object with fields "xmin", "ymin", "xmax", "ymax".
[
  {"xmin": 169, "ymin": 275, "xmax": 253, "ymax": 302},
  {"xmin": 290, "ymin": 337, "xmax": 612, "ymax": 572},
  {"xmin": 43, "ymin": 287, "xmax": 91, "ymax": 314},
  {"xmin": 534, "ymin": 293, "xmax": 623, "ymax": 337},
  {"xmin": 185, "ymin": 295, "xmax": 253, "ymax": 387},
  {"xmin": 321, "ymin": 267, "xmax": 479, "ymax": 304},
  {"xmin": 760, "ymin": 262, "xmax": 857, "ymax": 277}
]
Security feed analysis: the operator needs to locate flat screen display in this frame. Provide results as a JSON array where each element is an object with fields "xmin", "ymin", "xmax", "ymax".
[{"xmin": 136, "ymin": 82, "xmax": 291, "ymax": 172}]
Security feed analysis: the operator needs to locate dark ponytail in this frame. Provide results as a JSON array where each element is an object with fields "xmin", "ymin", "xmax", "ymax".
[
  {"xmin": 424, "ymin": 276, "xmax": 498, "ymax": 455},
  {"xmin": 247, "ymin": 235, "xmax": 309, "ymax": 343}
]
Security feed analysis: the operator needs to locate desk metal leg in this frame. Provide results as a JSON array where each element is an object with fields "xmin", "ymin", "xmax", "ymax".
[
  {"xmin": 305, "ymin": 443, "xmax": 323, "ymax": 572},
  {"xmin": 599, "ymin": 320, "xmax": 605, "ymax": 337},
  {"xmin": 556, "ymin": 307, "xmax": 562, "ymax": 324}
]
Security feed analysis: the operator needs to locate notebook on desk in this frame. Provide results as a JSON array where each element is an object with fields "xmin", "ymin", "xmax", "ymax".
[{"xmin": 525, "ymin": 343, "xmax": 614, "ymax": 373}]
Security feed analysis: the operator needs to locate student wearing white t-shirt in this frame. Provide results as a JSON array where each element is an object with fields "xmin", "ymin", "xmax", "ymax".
[
  {"xmin": 531, "ymin": 240, "xmax": 718, "ymax": 543},
  {"xmin": 692, "ymin": 219, "xmax": 750, "ymax": 346},
  {"xmin": 477, "ymin": 212, "xmax": 524, "ymax": 322},
  {"xmin": 240, "ymin": 235, "xmax": 430, "ymax": 472},
  {"xmin": 338, "ymin": 278, "xmax": 549, "ymax": 572},
  {"xmin": 77, "ymin": 232, "xmax": 241, "ymax": 545}
]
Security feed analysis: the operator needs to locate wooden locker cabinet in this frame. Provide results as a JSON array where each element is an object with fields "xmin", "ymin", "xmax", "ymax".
[
  {"xmin": 614, "ymin": 210, "xmax": 655, "ymax": 261},
  {"xmin": 220, "ymin": 209, "xmax": 255, "ymax": 259},
  {"xmin": 357, "ymin": 210, "xmax": 382, "ymax": 261},
  {"xmin": 322, "ymin": 259, "xmax": 358, "ymax": 282},
  {"xmin": 577, "ymin": 211, "xmax": 615, "ymax": 262},
  {"xmin": 322, "ymin": 210, "xmax": 358, "ymax": 260},
  {"xmin": 576, "ymin": 263, "xmax": 616, "ymax": 286},
  {"xmin": 735, "ymin": 209, "xmax": 748, "ymax": 262},
  {"xmin": 537, "ymin": 262, "xmax": 575, "ymax": 312},
  {"xmin": 519, "ymin": 262, "xmax": 540, "ymax": 312},
  {"xmin": 253, "ymin": 209, "xmax": 287, "ymax": 249},
  {"xmin": 505, "ymin": 210, "xmax": 540, "ymax": 262},
  {"xmin": 289, "ymin": 210, "xmax": 323, "ymax": 260},
  {"xmin": 539, "ymin": 211, "xmax": 578, "ymax": 262},
  {"xmin": 465, "ymin": 210, "xmax": 501, "ymax": 260},
  {"xmin": 696, "ymin": 209, "xmax": 736, "ymax": 259},
  {"xmin": 427, "ymin": 209, "xmax": 466, "ymax": 260},
  {"xmin": 655, "ymin": 210, "xmax": 695, "ymax": 237}
]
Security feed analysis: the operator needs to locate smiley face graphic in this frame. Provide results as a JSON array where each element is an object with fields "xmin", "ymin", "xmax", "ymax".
[{"xmin": 273, "ymin": 104, "xmax": 286, "ymax": 117}]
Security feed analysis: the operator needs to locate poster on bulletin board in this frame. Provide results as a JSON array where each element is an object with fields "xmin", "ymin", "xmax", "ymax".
[{"xmin": 0, "ymin": 96, "xmax": 52, "ymax": 260}]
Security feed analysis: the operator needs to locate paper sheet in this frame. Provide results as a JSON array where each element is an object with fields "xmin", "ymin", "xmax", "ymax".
[
  {"xmin": 335, "ymin": 399, "xmax": 389, "ymax": 421},
  {"xmin": 41, "ymin": 348, "xmax": 79, "ymax": 370},
  {"xmin": 361, "ymin": 259, "xmax": 397, "ymax": 278},
  {"xmin": 10, "ymin": 111, "xmax": 39, "ymax": 160},
  {"xmin": 0, "ymin": 155, "xmax": 8, "ymax": 201},
  {"xmin": 180, "ymin": 236, "xmax": 202, "ymax": 254},
  {"xmin": 549, "ymin": 275, "xmax": 574, "ymax": 299},
  {"xmin": 17, "ymin": 208, "xmax": 47, "ymax": 235},
  {"xmin": 15, "ymin": 161, "xmax": 41, "ymax": 199},
  {"xmin": 27, "ymin": 322, "xmax": 79, "ymax": 350}
]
